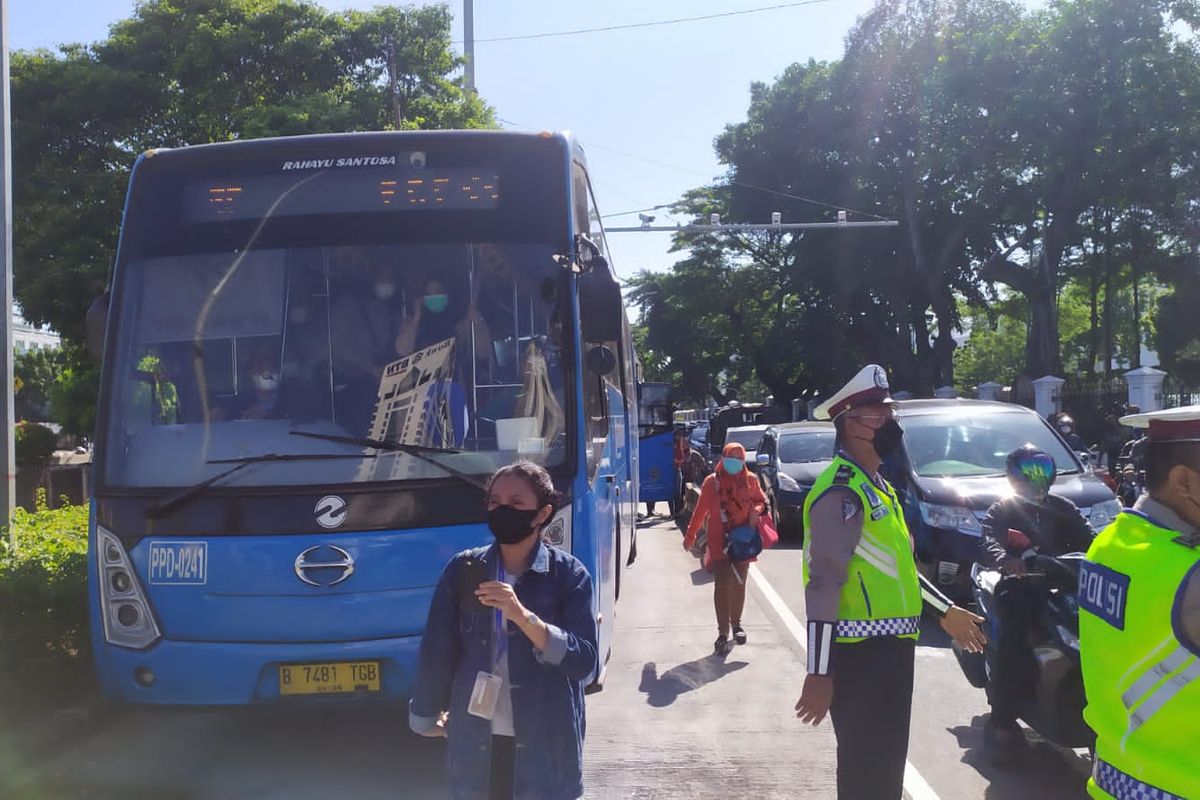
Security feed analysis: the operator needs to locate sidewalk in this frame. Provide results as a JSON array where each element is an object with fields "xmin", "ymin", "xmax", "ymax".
[{"xmin": 583, "ymin": 518, "xmax": 837, "ymax": 799}]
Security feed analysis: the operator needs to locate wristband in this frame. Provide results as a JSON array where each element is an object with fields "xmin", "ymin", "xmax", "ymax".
[{"xmin": 807, "ymin": 620, "xmax": 835, "ymax": 676}]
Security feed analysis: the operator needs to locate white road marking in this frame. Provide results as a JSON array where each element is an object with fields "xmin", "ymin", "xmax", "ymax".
[{"xmin": 748, "ymin": 564, "xmax": 943, "ymax": 800}]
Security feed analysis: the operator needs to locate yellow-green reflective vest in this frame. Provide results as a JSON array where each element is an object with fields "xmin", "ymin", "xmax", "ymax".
[
  {"xmin": 802, "ymin": 455, "xmax": 922, "ymax": 643},
  {"xmin": 1079, "ymin": 510, "xmax": 1200, "ymax": 800}
]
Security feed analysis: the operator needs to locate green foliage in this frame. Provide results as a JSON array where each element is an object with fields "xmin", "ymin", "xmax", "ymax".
[
  {"xmin": 14, "ymin": 347, "xmax": 64, "ymax": 422},
  {"xmin": 0, "ymin": 493, "xmax": 90, "ymax": 676},
  {"xmin": 1156, "ymin": 278, "xmax": 1200, "ymax": 383},
  {"xmin": 47, "ymin": 346, "xmax": 102, "ymax": 438},
  {"xmin": 14, "ymin": 421, "xmax": 57, "ymax": 466},
  {"xmin": 12, "ymin": 0, "xmax": 494, "ymax": 345},
  {"xmin": 648, "ymin": 0, "xmax": 1200, "ymax": 399}
]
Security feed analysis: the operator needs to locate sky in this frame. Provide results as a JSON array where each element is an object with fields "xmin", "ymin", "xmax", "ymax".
[
  {"xmin": 11, "ymin": 0, "xmax": 1064, "ymax": 288},
  {"xmin": 9, "ymin": 0, "xmax": 890, "ymax": 279}
]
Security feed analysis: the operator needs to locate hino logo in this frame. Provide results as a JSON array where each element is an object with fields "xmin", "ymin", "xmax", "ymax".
[
  {"xmin": 315, "ymin": 495, "xmax": 348, "ymax": 529},
  {"xmin": 294, "ymin": 545, "xmax": 355, "ymax": 587}
]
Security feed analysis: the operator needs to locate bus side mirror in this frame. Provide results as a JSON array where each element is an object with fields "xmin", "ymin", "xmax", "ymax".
[
  {"xmin": 576, "ymin": 234, "xmax": 608, "ymax": 273},
  {"xmin": 578, "ymin": 270, "xmax": 622, "ymax": 342},
  {"xmin": 586, "ymin": 345, "xmax": 617, "ymax": 376}
]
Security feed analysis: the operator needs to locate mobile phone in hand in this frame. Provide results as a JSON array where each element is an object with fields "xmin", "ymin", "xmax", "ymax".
[{"xmin": 456, "ymin": 556, "xmax": 489, "ymax": 607}]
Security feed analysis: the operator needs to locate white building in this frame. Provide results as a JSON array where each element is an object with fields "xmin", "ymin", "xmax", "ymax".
[{"xmin": 13, "ymin": 306, "xmax": 60, "ymax": 354}]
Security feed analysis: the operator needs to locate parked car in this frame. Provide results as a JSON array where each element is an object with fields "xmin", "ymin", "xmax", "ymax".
[
  {"xmin": 756, "ymin": 421, "xmax": 836, "ymax": 540},
  {"xmin": 885, "ymin": 399, "xmax": 1120, "ymax": 602},
  {"xmin": 725, "ymin": 424, "xmax": 770, "ymax": 470},
  {"xmin": 756, "ymin": 421, "xmax": 837, "ymax": 540}
]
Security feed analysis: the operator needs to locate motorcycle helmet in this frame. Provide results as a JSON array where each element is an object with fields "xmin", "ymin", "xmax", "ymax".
[
  {"xmin": 1006, "ymin": 445, "xmax": 1056, "ymax": 500},
  {"xmin": 1058, "ymin": 415, "xmax": 1075, "ymax": 435}
]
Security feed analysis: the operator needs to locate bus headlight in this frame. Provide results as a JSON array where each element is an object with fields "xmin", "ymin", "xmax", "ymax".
[
  {"xmin": 97, "ymin": 528, "xmax": 162, "ymax": 650},
  {"xmin": 542, "ymin": 508, "xmax": 572, "ymax": 552}
]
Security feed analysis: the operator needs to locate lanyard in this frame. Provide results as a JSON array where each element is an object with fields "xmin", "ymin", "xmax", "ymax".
[{"xmin": 493, "ymin": 559, "xmax": 509, "ymax": 669}]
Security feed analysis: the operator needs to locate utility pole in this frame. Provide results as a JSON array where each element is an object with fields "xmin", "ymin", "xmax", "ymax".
[
  {"xmin": 463, "ymin": 0, "xmax": 476, "ymax": 93},
  {"xmin": 0, "ymin": 0, "xmax": 14, "ymax": 537}
]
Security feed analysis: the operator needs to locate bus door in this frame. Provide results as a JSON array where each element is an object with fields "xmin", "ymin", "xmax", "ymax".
[{"xmin": 637, "ymin": 382, "xmax": 675, "ymax": 505}]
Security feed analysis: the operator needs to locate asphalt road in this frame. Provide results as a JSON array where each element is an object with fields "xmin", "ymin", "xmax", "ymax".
[{"xmin": 1, "ymin": 519, "xmax": 1090, "ymax": 799}]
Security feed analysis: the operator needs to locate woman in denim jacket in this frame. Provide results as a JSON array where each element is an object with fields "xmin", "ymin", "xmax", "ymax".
[{"xmin": 410, "ymin": 461, "xmax": 599, "ymax": 800}]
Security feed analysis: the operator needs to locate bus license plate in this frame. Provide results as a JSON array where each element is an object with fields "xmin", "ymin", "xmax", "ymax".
[{"xmin": 279, "ymin": 661, "xmax": 381, "ymax": 696}]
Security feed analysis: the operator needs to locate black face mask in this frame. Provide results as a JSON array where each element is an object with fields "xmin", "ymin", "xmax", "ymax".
[
  {"xmin": 486, "ymin": 505, "xmax": 540, "ymax": 545},
  {"xmin": 872, "ymin": 419, "xmax": 905, "ymax": 460}
]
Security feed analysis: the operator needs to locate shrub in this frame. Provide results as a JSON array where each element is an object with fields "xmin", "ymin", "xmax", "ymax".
[
  {"xmin": 0, "ymin": 491, "xmax": 90, "ymax": 677},
  {"xmin": 14, "ymin": 421, "xmax": 57, "ymax": 465}
]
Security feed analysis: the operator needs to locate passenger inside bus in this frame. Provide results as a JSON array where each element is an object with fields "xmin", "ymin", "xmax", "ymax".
[
  {"xmin": 394, "ymin": 276, "xmax": 494, "ymax": 367},
  {"xmin": 217, "ymin": 350, "xmax": 285, "ymax": 421}
]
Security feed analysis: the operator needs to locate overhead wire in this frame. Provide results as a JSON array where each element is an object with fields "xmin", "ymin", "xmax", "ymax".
[
  {"xmin": 497, "ymin": 118, "xmax": 890, "ymax": 222},
  {"xmin": 454, "ymin": 0, "xmax": 839, "ymax": 45}
]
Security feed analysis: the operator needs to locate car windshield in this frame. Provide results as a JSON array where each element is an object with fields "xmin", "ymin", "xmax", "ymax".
[
  {"xmin": 726, "ymin": 428, "xmax": 765, "ymax": 451},
  {"xmin": 900, "ymin": 410, "xmax": 1078, "ymax": 478},
  {"xmin": 779, "ymin": 431, "xmax": 836, "ymax": 463},
  {"xmin": 103, "ymin": 242, "xmax": 571, "ymax": 488}
]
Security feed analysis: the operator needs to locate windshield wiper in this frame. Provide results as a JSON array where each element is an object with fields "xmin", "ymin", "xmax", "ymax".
[
  {"xmin": 144, "ymin": 452, "xmax": 373, "ymax": 519},
  {"xmin": 289, "ymin": 432, "xmax": 487, "ymax": 491}
]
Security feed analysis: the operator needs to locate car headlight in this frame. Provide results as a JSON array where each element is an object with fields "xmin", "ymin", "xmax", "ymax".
[
  {"xmin": 919, "ymin": 502, "xmax": 983, "ymax": 536},
  {"xmin": 542, "ymin": 507, "xmax": 572, "ymax": 552},
  {"xmin": 777, "ymin": 472, "xmax": 801, "ymax": 492},
  {"xmin": 97, "ymin": 527, "xmax": 162, "ymax": 650},
  {"xmin": 1086, "ymin": 499, "xmax": 1122, "ymax": 531}
]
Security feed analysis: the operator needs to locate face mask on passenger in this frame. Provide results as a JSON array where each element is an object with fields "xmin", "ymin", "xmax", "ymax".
[
  {"xmin": 486, "ymin": 505, "xmax": 541, "ymax": 545},
  {"xmin": 374, "ymin": 283, "xmax": 396, "ymax": 300},
  {"xmin": 722, "ymin": 457, "xmax": 745, "ymax": 475},
  {"xmin": 423, "ymin": 294, "xmax": 449, "ymax": 313},
  {"xmin": 253, "ymin": 373, "xmax": 279, "ymax": 392}
]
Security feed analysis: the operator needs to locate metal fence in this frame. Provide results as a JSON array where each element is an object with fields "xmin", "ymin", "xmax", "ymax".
[
  {"xmin": 1162, "ymin": 376, "xmax": 1200, "ymax": 409},
  {"xmin": 1059, "ymin": 376, "xmax": 1129, "ymax": 445}
]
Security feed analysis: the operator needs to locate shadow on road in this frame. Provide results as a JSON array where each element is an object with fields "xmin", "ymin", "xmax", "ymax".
[
  {"xmin": 3, "ymin": 706, "xmax": 452, "ymax": 800},
  {"xmin": 947, "ymin": 714, "xmax": 1090, "ymax": 800},
  {"xmin": 689, "ymin": 567, "xmax": 714, "ymax": 586},
  {"xmin": 638, "ymin": 656, "xmax": 749, "ymax": 708}
]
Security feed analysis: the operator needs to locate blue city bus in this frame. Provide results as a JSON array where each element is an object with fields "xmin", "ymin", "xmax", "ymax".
[
  {"xmin": 637, "ymin": 382, "xmax": 676, "ymax": 507},
  {"xmin": 88, "ymin": 131, "xmax": 639, "ymax": 704}
]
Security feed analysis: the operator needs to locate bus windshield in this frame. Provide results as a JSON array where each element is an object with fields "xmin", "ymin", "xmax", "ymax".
[{"xmin": 104, "ymin": 241, "xmax": 571, "ymax": 488}]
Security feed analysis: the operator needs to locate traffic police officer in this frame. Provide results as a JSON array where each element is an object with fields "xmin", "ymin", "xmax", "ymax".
[
  {"xmin": 794, "ymin": 365, "xmax": 987, "ymax": 799},
  {"xmin": 1079, "ymin": 405, "xmax": 1200, "ymax": 800}
]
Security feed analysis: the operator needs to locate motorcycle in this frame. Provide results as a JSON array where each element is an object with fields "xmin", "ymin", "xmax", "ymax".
[{"xmin": 952, "ymin": 551, "xmax": 1096, "ymax": 751}]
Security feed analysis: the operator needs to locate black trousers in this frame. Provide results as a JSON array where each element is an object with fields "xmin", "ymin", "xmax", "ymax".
[
  {"xmin": 987, "ymin": 579, "xmax": 1043, "ymax": 724},
  {"xmin": 829, "ymin": 637, "xmax": 916, "ymax": 800},
  {"xmin": 489, "ymin": 735, "xmax": 516, "ymax": 800}
]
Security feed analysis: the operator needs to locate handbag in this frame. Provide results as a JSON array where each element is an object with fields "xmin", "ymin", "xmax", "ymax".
[
  {"xmin": 725, "ymin": 523, "xmax": 763, "ymax": 563},
  {"xmin": 757, "ymin": 513, "xmax": 780, "ymax": 550}
]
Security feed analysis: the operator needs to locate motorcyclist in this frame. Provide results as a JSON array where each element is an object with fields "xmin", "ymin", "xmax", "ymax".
[
  {"xmin": 1057, "ymin": 415, "xmax": 1086, "ymax": 452},
  {"xmin": 977, "ymin": 445, "xmax": 1095, "ymax": 760}
]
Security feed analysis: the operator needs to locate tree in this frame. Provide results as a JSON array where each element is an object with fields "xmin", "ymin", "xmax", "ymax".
[
  {"xmin": 14, "ymin": 348, "xmax": 64, "ymax": 422},
  {"xmin": 645, "ymin": 0, "xmax": 1200, "ymax": 400},
  {"xmin": 12, "ymin": 0, "xmax": 493, "ymax": 345},
  {"xmin": 1155, "ymin": 273, "xmax": 1200, "ymax": 384}
]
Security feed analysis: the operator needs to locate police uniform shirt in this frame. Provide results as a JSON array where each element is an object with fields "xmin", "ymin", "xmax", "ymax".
[
  {"xmin": 805, "ymin": 462, "xmax": 955, "ymax": 675},
  {"xmin": 1131, "ymin": 494, "xmax": 1200, "ymax": 650}
]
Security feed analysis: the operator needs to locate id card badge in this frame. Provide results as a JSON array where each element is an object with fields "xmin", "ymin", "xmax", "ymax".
[{"xmin": 467, "ymin": 671, "xmax": 503, "ymax": 720}]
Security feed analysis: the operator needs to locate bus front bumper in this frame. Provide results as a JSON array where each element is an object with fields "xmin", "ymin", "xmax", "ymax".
[{"xmin": 94, "ymin": 635, "xmax": 422, "ymax": 705}]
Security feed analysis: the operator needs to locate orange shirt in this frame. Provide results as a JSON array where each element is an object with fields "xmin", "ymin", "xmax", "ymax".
[{"xmin": 684, "ymin": 472, "xmax": 767, "ymax": 569}]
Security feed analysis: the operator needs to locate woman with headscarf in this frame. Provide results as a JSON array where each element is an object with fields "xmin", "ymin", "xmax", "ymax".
[{"xmin": 683, "ymin": 442, "xmax": 768, "ymax": 655}]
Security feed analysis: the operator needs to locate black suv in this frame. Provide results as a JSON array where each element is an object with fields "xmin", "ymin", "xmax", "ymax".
[{"xmin": 756, "ymin": 421, "xmax": 837, "ymax": 540}]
